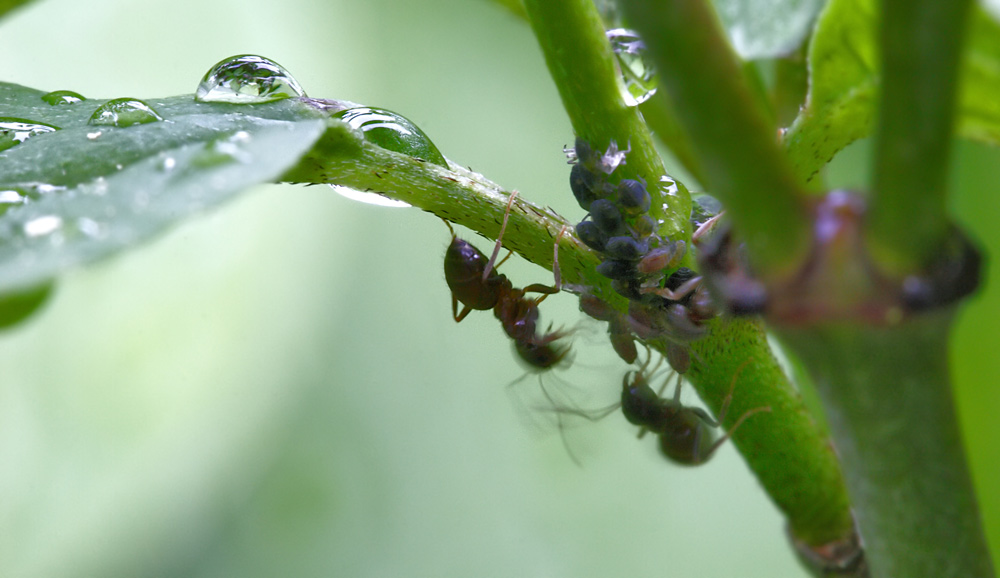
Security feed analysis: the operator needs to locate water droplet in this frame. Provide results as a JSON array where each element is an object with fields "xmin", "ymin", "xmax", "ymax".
[
  {"xmin": 0, "ymin": 118, "xmax": 60, "ymax": 152},
  {"xmin": 0, "ymin": 190, "xmax": 28, "ymax": 216},
  {"xmin": 330, "ymin": 184, "xmax": 411, "ymax": 208},
  {"xmin": 23, "ymin": 215, "xmax": 63, "ymax": 237},
  {"xmin": 160, "ymin": 156, "xmax": 177, "ymax": 171},
  {"xmin": 87, "ymin": 131, "xmax": 102, "ymax": 140},
  {"xmin": 88, "ymin": 98, "xmax": 164, "ymax": 128},
  {"xmin": 606, "ymin": 28, "xmax": 657, "ymax": 106},
  {"xmin": 192, "ymin": 132, "xmax": 252, "ymax": 167},
  {"xmin": 75, "ymin": 217, "xmax": 105, "ymax": 238},
  {"xmin": 41, "ymin": 90, "xmax": 86, "ymax": 105},
  {"xmin": 195, "ymin": 54, "xmax": 306, "ymax": 104},
  {"xmin": 334, "ymin": 107, "xmax": 447, "ymax": 167}
]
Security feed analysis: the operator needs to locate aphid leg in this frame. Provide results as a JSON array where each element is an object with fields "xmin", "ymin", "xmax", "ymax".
[
  {"xmin": 484, "ymin": 190, "xmax": 519, "ymax": 281},
  {"xmin": 692, "ymin": 211, "xmax": 725, "ymax": 245},
  {"xmin": 644, "ymin": 276, "xmax": 703, "ymax": 301}
]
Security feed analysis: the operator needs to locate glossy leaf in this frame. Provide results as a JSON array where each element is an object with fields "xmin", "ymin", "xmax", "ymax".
[
  {"xmin": 784, "ymin": 0, "xmax": 1000, "ymax": 182},
  {"xmin": 712, "ymin": 0, "xmax": 825, "ymax": 60},
  {"xmin": 0, "ymin": 82, "xmax": 335, "ymax": 294}
]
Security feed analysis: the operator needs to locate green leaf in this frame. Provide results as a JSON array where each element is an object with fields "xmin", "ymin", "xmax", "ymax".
[
  {"xmin": 0, "ymin": 0, "xmax": 35, "ymax": 19},
  {"xmin": 0, "ymin": 82, "xmax": 333, "ymax": 294},
  {"xmin": 784, "ymin": 0, "xmax": 1000, "ymax": 182},
  {"xmin": 712, "ymin": 0, "xmax": 825, "ymax": 60}
]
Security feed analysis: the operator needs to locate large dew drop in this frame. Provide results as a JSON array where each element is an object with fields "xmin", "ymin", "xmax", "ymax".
[
  {"xmin": 195, "ymin": 55, "xmax": 306, "ymax": 104},
  {"xmin": 41, "ymin": 90, "xmax": 86, "ymax": 105},
  {"xmin": 606, "ymin": 28, "xmax": 657, "ymax": 106},
  {"xmin": 0, "ymin": 118, "xmax": 60, "ymax": 152},
  {"xmin": 88, "ymin": 98, "xmax": 164, "ymax": 128},
  {"xmin": 334, "ymin": 107, "xmax": 447, "ymax": 167}
]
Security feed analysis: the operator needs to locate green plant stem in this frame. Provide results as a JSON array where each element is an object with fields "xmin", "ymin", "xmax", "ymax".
[
  {"xmin": 869, "ymin": 0, "xmax": 973, "ymax": 275},
  {"xmin": 620, "ymin": 0, "xmax": 810, "ymax": 277},
  {"xmin": 638, "ymin": 96, "xmax": 708, "ymax": 188},
  {"xmin": 284, "ymin": 126, "xmax": 855, "ymax": 547},
  {"xmin": 777, "ymin": 312, "xmax": 995, "ymax": 578},
  {"xmin": 522, "ymin": 0, "xmax": 689, "ymax": 241}
]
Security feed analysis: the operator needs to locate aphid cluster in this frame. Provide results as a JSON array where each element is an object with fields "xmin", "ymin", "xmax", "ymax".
[
  {"xmin": 442, "ymin": 197, "xmax": 569, "ymax": 373},
  {"xmin": 567, "ymin": 138, "xmax": 717, "ymax": 369}
]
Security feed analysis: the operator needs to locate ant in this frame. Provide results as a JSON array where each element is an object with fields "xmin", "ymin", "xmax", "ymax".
[
  {"xmin": 620, "ymin": 358, "xmax": 771, "ymax": 465},
  {"xmin": 442, "ymin": 192, "xmax": 571, "ymax": 370}
]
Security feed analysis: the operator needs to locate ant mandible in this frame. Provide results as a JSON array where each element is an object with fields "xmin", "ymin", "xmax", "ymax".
[{"xmin": 620, "ymin": 358, "xmax": 771, "ymax": 465}]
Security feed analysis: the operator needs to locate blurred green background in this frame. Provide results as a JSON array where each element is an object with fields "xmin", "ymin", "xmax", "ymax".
[{"xmin": 1, "ymin": 0, "xmax": 997, "ymax": 576}]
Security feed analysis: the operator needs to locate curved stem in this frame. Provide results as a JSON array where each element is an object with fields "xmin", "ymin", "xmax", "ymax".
[
  {"xmin": 869, "ymin": 0, "xmax": 973, "ymax": 274},
  {"xmin": 620, "ymin": 0, "xmax": 811, "ymax": 278},
  {"xmin": 522, "ymin": 0, "xmax": 690, "ymax": 241}
]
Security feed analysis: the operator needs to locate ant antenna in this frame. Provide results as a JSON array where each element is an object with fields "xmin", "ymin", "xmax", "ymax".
[{"xmin": 483, "ymin": 191, "xmax": 519, "ymax": 282}]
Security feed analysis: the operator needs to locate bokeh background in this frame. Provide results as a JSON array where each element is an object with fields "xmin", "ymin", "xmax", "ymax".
[{"xmin": 1, "ymin": 0, "xmax": 997, "ymax": 576}]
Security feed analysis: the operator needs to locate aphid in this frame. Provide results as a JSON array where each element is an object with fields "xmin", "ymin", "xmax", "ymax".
[
  {"xmin": 578, "ymin": 293, "xmax": 638, "ymax": 364},
  {"xmin": 575, "ymin": 220, "xmax": 608, "ymax": 252},
  {"xmin": 617, "ymin": 178, "xmax": 651, "ymax": 215},
  {"xmin": 589, "ymin": 199, "xmax": 626, "ymax": 236},
  {"xmin": 604, "ymin": 236, "xmax": 647, "ymax": 261},
  {"xmin": 596, "ymin": 258, "xmax": 637, "ymax": 281},
  {"xmin": 620, "ymin": 360, "xmax": 771, "ymax": 465},
  {"xmin": 636, "ymin": 240, "xmax": 686, "ymax": 276}
]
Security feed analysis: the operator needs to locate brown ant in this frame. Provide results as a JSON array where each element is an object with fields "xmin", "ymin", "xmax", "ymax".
[
  {"xmin": 442, "ymin": 192, "xmax": 571, "ymax": 370},
  {"xmin": 620, "ymin": 358, "xmax": 771, "ymax": 465}
]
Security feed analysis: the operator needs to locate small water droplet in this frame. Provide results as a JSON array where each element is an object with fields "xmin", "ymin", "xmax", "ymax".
[
  {"xmin": 161, "ymin": 156, "xmax": 177, "ymax": 171},
  {"xmin": 75, "ymin": 217, "xmax": 105, "ymax": 238},
  {"xmin": 606, "ymin": 28, "xmax": 657, "ymax": 106},
  {"xmin": 334, "ymin": 107, "xmax": 447, "ymax": 167},
  {"xmin": 87, "ymin": 131, "xmax": 102, "ymax": 140},
  {"xmin": 0, "ymin": 190, "xmax": 28, "ymax": 216},
  {"xmin": 0, "ymin": 118, "xmax": 60, "ymax": 152},
  {"xmin": 330, "ymin": 184, "xmax": 411, "ymax": 208},
  {"xmin": 23, "ymin": 215, "xmax": 63, "ymax": 237},
  {"xmin": 195, "ymin": 54, "xmax": 306, "ymax": 104},
  {"xmin": 41, "ymin": 90, "xmax": 86, "ymax": 105},
  {"xmin": 88, "ymin": 98, "xmax": 164, "ymax": 128}
]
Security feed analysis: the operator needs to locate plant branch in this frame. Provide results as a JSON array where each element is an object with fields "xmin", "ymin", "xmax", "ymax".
[
  {"xmin": 620, "ymin": 0, "xmax": 811, "ymax": 277},
  {"xmin": 522, "ymin": 0, "xmax": 689, "ymax": 242},
  {"xmin": 777, "ymin": 312, "xmax": 995, "ymax": 577},
  {"xmin": 869, "ymin": 0, "xmax": 974, "ymax": 274},
  {"xmin": 283, "ymin": 121, "xmax": 856, "ymax": 548}
]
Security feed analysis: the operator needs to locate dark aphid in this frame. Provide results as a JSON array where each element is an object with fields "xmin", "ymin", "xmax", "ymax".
[
  {"xmin": 632, "ymin": 215, "xmax": 657, "ymax": 237},
  {"xmin": 626, "ymin": 299, "xmax": 706, "ymax": 342},
  {"xmin": 576, "ymin": 220, "xmax": 608, "ymax": 252},
  {"xmin": 573, "ymin": 137, "xmax": 596, "ymax": 167},
  {"xmin": 570, "ymin": 163, "xmax": 602, "ymax": 210},
  {"xmin": 608, "ymin": 317, "xmax": 638, "ymax": 364},
  {"xmin": 611, "ymin": 278, "xmax": 643, "ymax": 300},
  {"xmin": 578, "ymin": 293, "xmax": 638, "ymax": 365},
  {"xmin": 604, "ymin": 236, "xmax": 647, "ymax": 261},
  {"xmin": 597, "ymin": 258, "xmax": 637, "ymax": 281},
  {"xmin": 617, "ymin": 178, "xmax": 651, "ymax": 215},
  {"xmin": 589, "ymin": 199, "xmax": 626, "ymax": 236}
]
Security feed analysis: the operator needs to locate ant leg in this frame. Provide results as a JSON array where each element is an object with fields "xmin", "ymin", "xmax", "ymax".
[
  {"xmin": 484, "ymin": 190, "xmax": 519, "ymax": 282},
  {"xmin": 452, "ymin": 293, "xmax": 473, "ymax": 323},
  {"xmin": 692, "ymin": 357, "xmax": 770, "ymax": 463}
]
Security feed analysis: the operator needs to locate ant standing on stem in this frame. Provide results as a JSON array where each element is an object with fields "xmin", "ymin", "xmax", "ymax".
[{"xmin": 620, "ymin": 357, "xmax": 771, "ymax": 465}]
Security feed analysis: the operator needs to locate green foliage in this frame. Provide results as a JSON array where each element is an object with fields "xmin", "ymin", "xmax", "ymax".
[
  {"xmin": 0, "ymin": 83, "xmax": 329, "ymax": 293},
  {"xmin": 784, "ymin": 0, "xmax": 1000, "ymax": 183}
]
